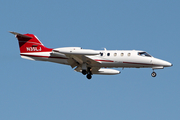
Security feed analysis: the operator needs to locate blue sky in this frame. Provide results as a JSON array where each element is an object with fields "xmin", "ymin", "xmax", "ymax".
[{"xmin": 0, "ymin": 0, "xmax": 180, "ymax": 120}]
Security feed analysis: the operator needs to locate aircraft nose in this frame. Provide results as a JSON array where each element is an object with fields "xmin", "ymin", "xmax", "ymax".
[
  {"xmin": 162, "ymin": 60, "xmax": 172, "ymax": 67},
  {"xmin": 153, "ymin": 58, "xmax": 172, "ymax": 67},
  {"xmin": 168, "ymin": 62, "xmax": 172, "ymax": 67}
]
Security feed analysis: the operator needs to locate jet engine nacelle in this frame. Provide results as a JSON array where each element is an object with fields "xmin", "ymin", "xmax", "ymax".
[
  {"xmin": 53, "ymin": 47, "xmax": 99, "ymax": 55},
  {"xmin": 93, "ymin": 69, "xmax": 120, "ymax": 75}
]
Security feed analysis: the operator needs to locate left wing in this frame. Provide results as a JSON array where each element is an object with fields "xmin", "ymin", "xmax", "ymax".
[{"xmin": 52, "ymin": 47, "xmax": 101, "ymax": 72}]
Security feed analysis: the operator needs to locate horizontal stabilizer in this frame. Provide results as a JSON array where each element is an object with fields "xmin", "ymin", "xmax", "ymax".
[
  {"xmin": 9, "ymin": 31, "xmax": 21, "ymax": 35},
  {"xmin": 9, "ymin": 31, "xmax": 33, "ymax": 39}
]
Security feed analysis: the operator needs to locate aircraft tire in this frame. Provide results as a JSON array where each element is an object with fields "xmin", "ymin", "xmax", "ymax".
[
  {"xmin": 151, "ymin": 72, "xmax": 157, "ymax": 77},
  {"xmin": 82, "ymin": 70, "xmax": 87, "ymax": 75},
  {"xmin": 87, "ymin": 74, "xmax": 92, "ymax": 79}
]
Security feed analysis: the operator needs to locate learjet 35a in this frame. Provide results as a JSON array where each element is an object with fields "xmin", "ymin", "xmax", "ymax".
[{"xmin": 10, "ymin": 32, "xmax": 172, "ymax": 79}]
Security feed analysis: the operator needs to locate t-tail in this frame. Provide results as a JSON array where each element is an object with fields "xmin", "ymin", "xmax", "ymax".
[{"xmin": 10, "ymin": 32, "xmax": 53, "ymax": 61}]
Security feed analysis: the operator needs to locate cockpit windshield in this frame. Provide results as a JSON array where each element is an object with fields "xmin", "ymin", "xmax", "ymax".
[{"xmin": 138, "ymin": 52, "xmax": 152, "ymax": 57}]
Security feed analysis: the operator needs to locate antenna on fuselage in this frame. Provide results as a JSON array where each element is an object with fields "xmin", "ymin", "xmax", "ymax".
[{"xmin": 104, "ymin": 48, "xmax": 107, "ymax": 51}]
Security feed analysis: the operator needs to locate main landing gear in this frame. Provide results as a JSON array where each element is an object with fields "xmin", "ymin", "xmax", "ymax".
[
  {"xmin": 82, "ymin": 67, "xmax": 92, "ymax": 80},
  {"xmin": 86, "ymin": 74, "xmax": 92, "ymax": 79},
  {"xmin": 151, "ymin": 71, "xmax": 157, "ymax": 77}
]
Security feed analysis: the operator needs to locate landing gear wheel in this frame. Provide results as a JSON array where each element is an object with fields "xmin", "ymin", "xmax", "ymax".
[
  {"xmin": 82, "ymin": 70, "xmax": 87, "ymax": 75},
  {"xmin": 151, "ymin": 72, "xmax": 157, "ymax": 77},
  {"xmin": 86, "ymin": 74, "xmax": 92, "ymax": 79}
]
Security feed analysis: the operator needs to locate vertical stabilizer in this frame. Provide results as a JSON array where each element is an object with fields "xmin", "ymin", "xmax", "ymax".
[{"xmin": 10, "ymin": 32, "xmax": 52, "ymax": 53}]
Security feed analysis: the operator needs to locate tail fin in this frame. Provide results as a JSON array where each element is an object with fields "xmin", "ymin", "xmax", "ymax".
[{"xmin": 10, "ymin": 32, "xmax": 52, "ymax": 53}]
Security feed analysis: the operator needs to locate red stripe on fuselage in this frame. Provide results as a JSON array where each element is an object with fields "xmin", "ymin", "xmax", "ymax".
[
  {"xmin": 95, "ymin": 59, "xmax": 114, "ymax": 62},
  {"xmin": 20, "ymin": 54, "xmax": 68, "ymax": 59}
]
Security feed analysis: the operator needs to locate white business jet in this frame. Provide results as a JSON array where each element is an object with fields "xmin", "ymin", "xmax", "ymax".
[{"xmin": 10, "ymin": 32, "xmax": 172, "ymax": 79}]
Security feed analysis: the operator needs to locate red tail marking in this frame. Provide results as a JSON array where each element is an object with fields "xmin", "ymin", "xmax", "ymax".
[{"xmin": 16, "ymin": 33, "xmax": 52, "ymax": 53}]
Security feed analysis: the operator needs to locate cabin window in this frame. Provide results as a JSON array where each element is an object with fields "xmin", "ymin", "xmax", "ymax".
[
  {"xmin": 138, "ymin": 52, "xmax": 151, "ymax": 57},
  {"xmin": 121, "ymin": 53, "xmax": 124, "ymax": 56},
  {"xmin": 107, "ymin": 53, "xmax": 110, "ymax": 56},
  {"xmin": 114, "ymin": 53, "xmax": 117, "ymax": 56},
  {"xmin": 128, "ymin": 53, "xmax": 131, "ymax": 56},
  {"xmin": 100, "ymin": 52, "xmax": 103, "ymax": 56}
]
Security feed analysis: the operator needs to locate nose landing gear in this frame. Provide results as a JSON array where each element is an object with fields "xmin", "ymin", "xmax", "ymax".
[{"xmin": 151, "ymin": 71, "xmax": 157, "ymax": 77}]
